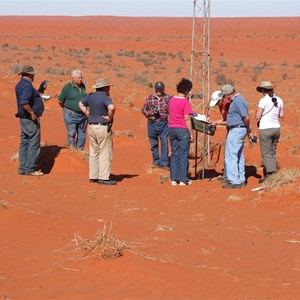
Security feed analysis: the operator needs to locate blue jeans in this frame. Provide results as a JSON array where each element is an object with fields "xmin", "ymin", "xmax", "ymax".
[
  {"xmin": 224, "ymin": 128, "xmax": 247, "ymax": 184},
  {"xmin": 63, "ymin": 108, "xmax": 86, "ymax": 150},
  {"xmin": 19, "ymin": 118, "xmax": 41, "ymax": 174},
  {"xmin": 169, "ymin": 127, "xmax": 190, "ymax": 182},
  {"xmin": 147, "ymin": 120, "xmax": 169, "ymax": 166}
]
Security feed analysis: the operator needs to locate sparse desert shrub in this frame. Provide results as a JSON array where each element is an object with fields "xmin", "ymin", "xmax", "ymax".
[
  {"xmin": 60, "ymin": 228, "xmax": 128, "ymax": 260},
  {"xmin": 218, "ymin": 59, "xmax": 227, "ymax": 68},
  {"xmin": 281, "ymin": 73, "xmax": 288, "ymax": 80},
  {"xmin": 11, "ymin": 64, "xmax": 21, "ymax": 74},
  {"xmin": 215, "ymin": 73, "xmax": 226, "ymax": 85},
  {"xmin": 265, "ymin": 168, "xmax": 300, "ymax": 190}
]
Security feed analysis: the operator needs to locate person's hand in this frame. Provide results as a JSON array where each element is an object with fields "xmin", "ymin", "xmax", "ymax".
[
  {"xmin": 102, "ymin": 115, "xmax": 110, "ymax": 123},
  {"xmin": 190, "ymin": 135, "xmax": 195, "ymax": 143},
  {"xmin": 30, "ymin": 112, "xmax": 37, "ymax": 121}
]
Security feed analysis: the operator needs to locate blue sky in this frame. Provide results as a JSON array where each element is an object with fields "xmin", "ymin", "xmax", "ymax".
[{"xmin": 1, "ymin": 0, "xmax": 299, "ymax": 17}]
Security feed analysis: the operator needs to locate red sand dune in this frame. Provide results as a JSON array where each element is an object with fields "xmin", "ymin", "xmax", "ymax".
[{"xmin": 0, "ymin": 16, "xmax": 299, "ymax": 299}]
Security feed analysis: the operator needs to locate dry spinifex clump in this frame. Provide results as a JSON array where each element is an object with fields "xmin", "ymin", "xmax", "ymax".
[
  {"xmin": 63, "ymin": 227, "xmax": 128, "ymax": 260},
  {"xmin": 265, "ymin": 168, "xmax": 300, "ymax": 189}
]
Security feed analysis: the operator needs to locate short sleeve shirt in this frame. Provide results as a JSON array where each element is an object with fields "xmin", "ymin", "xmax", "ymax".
[
  {"xmin": 58, "ymin": 81, "xmax": 87, "ymax": 113},
  {"xmin": 168, "ymin": 96, "xmax": 193, "ymax": 128},
  {"xmin": 258, "ymin": 94, "xmax": 283, "ymax": 129},
  {"xmin": 80, "ymin": 91, "xmax": 113, "ymax": 125},
  {"xmin": 226, "ymin": 94, "xmax": 249, "ymax": 127}
]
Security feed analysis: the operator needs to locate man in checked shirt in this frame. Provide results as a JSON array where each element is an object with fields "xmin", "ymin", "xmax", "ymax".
[{"xmin": 141, "ymin": 82, "xmax": 171, "ymax": 169}]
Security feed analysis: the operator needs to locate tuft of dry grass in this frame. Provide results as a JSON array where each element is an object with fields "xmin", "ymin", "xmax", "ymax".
[
  {"xmin": 0, "ymin": 200, "xmax": 8, "ymax": 208},
  {"xmin": 160, "ymin": 174, "xmax": 169, "ymax": 184},
  {"xmin": 58, "ymin": 226, "xmax": 128, "ymax": 260},
  {"xmin": 227, "ymin": 195, "xmax": 243, "ymax": 202},
  {"xmin": 265, "ymin": 168, "xmax": 300, "ymax": 189}
]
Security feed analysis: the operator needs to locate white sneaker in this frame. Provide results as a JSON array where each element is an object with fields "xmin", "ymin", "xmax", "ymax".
[
  {"xmin": 179, "ymin": 180, "xmax": 192, "ymax": 186},
  {"xmin": 171, "ymin": 180, "xmax": 179, "ymax": 186}
]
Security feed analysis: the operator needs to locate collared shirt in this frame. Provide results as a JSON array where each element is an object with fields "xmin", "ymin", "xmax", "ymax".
[
  {"xmin": 15, "ymin": 77, "xmax": 44, "ymax": 118},
  {"xmin": 80, "ymin": 91, "xmax": 114, "ymax": 125},
  {"xmin": 226, "ymin": 93, "xmax": 249, "ymax": 127},
  {"xmin": 58, "ymin": 81, "xmax": 87, "ymax": 113},
  {"xmin": 141, "ymin": 92, "xmax": 171, "ymax": 121}
]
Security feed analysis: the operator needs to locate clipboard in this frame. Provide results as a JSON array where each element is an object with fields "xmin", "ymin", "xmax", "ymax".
[{"xmin": 192, "ymin": 117, "xmax": 215, "ymax": 136}]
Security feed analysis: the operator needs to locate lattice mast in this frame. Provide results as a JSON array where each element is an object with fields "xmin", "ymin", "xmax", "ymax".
[{"xmin": 190, "ymin": 0, "xmax": 211, "ymax": 178}]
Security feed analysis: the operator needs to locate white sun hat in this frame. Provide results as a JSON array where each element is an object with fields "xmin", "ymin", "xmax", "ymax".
[{"xmin": 210, "ymin": 90, "xmax": 222, "ymax": 107}]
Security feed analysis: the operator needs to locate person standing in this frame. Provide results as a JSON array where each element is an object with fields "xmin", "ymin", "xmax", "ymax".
[
  {"xmin": 255, "ymin": 81, "xmax": 284, "ymax": 183},
  {"xmin": 168, "ymin": 78, "xmax": 195, "ymax": 186},
  {"xmin": 141, "ymin": 82, "xmax": 171, "ymax": 169},
  {"xmin": 79, "ymin": 78, "xmax": 117, "ymax": 185},
  {"xmin": 15, "ymin": 65, "xmax": 45, "ymax": 176},
  {"xmin": 58, "ymin": 69, "xmax": 87, "ymax": 150},
  {"xmin": 219, "ymin": 84, "xmax": 252, "ymax": 188},
  {"xmin": 209, "ymin": 90, "xmax": 231, "ymax": 181}
]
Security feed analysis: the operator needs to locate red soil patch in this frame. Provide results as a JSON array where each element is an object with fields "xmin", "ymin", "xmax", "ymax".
[{"xmin": 0, "ymin": 16, "xmax": 299, "ymax": 299}]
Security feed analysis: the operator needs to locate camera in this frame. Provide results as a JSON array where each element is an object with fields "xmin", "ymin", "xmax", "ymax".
[
  {"xmin": 208, "ymin": 123, "xmax": 216, "ymax": 134},
  {"xmin": 249, "ymin": 135, "xmax": 257, "ymax": 143},
  {"xmin": 153, "ymin": 108, "xmax": 160, "ymax": 118}
]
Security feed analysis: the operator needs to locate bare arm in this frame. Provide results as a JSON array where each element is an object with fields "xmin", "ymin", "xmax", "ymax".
[
  {"xmin": 79, "ymin": 101, "xmax": 89, "ymax": 117},
  {"xmin": 279, "ymin": 107, "xmax": 284, "ymax": 118},
  {"xmin": 184, "ymin": 114, "xmax": 195, "ymax": 143},
  {"xmin": 242, "ymin": 115, "xmax": 252, "ymax": 135},
  {"xmin": 22, "ymin": 103, "xmax": 37, "ymax": 121},
  {"xmin": 103, "ymin": 104, "xmax": 116, "ymax": 123},
  {"xmin": 255, "ymin": 107, "xmax": 263, "ymax": 121}
]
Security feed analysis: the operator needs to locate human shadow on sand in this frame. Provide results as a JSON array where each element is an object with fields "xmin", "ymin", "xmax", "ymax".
[
  {"xmin": 194, "ymin": 164, "xmax": 261, "ymax": 181},
  {"xmin": 110, "ymin": 174, "xmax": 139, "ymax": 182},
  {"xmin": 37, "ymin": 145, "xmax": 65, "ymax": 174}
]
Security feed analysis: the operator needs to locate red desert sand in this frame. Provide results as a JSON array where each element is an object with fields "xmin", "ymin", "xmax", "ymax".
[{"xmin": 0, "ymin": 16, "xmax": 300, "ymax": 299}]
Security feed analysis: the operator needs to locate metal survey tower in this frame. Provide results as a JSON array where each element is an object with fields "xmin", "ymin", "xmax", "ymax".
[{"xmin": 190, "ymin": 0, "xmax": 211, "ymax": 179}]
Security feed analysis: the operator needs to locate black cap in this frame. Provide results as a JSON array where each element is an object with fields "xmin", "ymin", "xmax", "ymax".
[{"xmin": 155, "ymin": 82, "xmax": 165, "ymax": 91}]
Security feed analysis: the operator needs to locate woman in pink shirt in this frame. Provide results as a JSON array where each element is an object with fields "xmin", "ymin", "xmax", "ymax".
[{"xmin": 169, "ymin": 78, "xmax": 195, "ymax": 186}]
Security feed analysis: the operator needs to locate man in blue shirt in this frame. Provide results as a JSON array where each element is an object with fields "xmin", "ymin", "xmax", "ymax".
[
  {"xmin": 15, "ymin": 65, "xmax": 45, "ymax": 176},
  {"xmin": 218, "ymin": 84, "xmax": 252, "ymax": 188},
  {"xmin": 79, "ymin": 78, "xmax": 116, "ymax": 185}
]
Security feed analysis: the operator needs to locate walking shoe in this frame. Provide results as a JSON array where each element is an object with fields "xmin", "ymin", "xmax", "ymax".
[
  {"xmin": 26, "ymin": 171, "xmax": 44, "ymax": 176},
  {"xmin": 171, "ymin": 180, "xmax": 179, "ymax": 186},
  {"xmin": 97, "ymin": 179, "xmax": 117, "ymax": 185},
  {"xmin": 89, "ymin": 179, "xmax": 98, "ymax": 183},
  {"xmin": 179, "ymin": 180, "xmax": 192, "ymax": 186},
  {"xmin": 223, "ymin": 182, "xmax": 245, "ymax": 189},
  {"xmin": 18, "ymin": 170, "xmax": 25, "ymax": 175}
]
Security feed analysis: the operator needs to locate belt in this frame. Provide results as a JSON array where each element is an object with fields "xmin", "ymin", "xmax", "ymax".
[
  {"xmin": 227, "ymin": 125, "xmax": 246, "ymax": 129},
  {"xmin": 89, "ymin": 122, "xmax": 106, "ymax": 125},
  {"xmin": 148, "ymin": 118, "xmax": 168, "ymax": 123},
  {"xmin": 64, "ymin": 107, "xmax": 83, "ymax": 114}
]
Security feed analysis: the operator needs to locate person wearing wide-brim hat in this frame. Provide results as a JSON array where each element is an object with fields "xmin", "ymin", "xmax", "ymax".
[
  {"xmin": 15, "ymin": 65, "xmax": 45, "ymax": 176},
  {"xmin": 79, "ymin": 78, "xmax": 117, "ymax": 185},
  {"xmin": 255, "ymin": 81, "xmax": 284, "ymax": 184}
]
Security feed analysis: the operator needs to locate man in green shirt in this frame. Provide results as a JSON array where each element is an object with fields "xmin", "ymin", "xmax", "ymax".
[{"xmin": 58, "ymin": 69, "xmax": 87, "ymax": 150}]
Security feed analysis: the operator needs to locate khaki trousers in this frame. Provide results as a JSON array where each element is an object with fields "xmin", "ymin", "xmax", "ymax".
[{"xmin": 88, "ymin": 124, "xmax": 113, "ymax": 180}]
